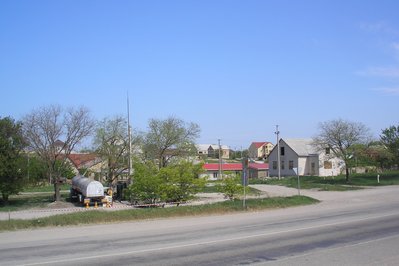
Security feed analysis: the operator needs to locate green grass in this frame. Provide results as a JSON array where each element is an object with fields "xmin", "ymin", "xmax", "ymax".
[
  {"xmin": 0, "ymin": 196, "xmax": 318, "ymax": 232},
  {"xmin": 0, "ymin": 192, "xmax": 70, "ymax": 212},
  {"xmin": 346, "ymin": 171, "xmax": 399, "ymax": 186},
  {"xmin": 250, "ymin": 170, "xmax": 399, "ymax": 191},
  {"xmin": 201, "ymin": 185, "xmax": 261, "ymax": 195},
  {"xmin": 23, "ymin": 184, "xmax": 70, "ymax": 193}
]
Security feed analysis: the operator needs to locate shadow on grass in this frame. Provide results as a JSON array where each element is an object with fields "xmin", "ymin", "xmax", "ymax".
[{"xmin": 0, "ymin": 192, "xmax": 71, "ymax": 212}]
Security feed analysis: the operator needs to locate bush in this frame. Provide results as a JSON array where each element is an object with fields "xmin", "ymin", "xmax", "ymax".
[
  {"xmin": 159, "ymin": 162, "xmax": 206, "ymax": 202},
  {"xmin": 127, "ymin": 162, "xmax": 162, "ymax": 204},
  {"xmin": 216, "ymin": 175, "xmax": 244, "ymax": 200},
  {"xmin": 128, "ymin": 161, "xmax": 206, "ymax": 204}
]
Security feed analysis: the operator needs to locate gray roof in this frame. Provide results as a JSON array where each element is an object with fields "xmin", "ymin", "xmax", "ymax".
[
  {"xmin": 196, "ymin": 144, "xmax": 230, "ymax": 151},
  {"xmin": 283, "ymin": 139, "xmax": 318, "ymax": 156},
  {"xmin": 209, "ymin": 144, "xmax": 230, "ymax": 150},
  {"xmin": 196, "ymin": 144, "xmax": 211, "ymax": 152}
]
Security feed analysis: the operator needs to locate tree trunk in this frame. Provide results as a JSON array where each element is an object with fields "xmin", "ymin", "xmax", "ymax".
[
  {"xmin": 159, "ymin": 155, "xmax": 164, "ymax": 169},
  {"xmin": 345, "ymin": 167, "xmax": 350, "ymax": 183},
  {"xmin": 1, "ymin": 193, "xmax": 9, "ymax": 206},
  {"xmin": 54, "ymin": 181, "xmax": 61, "ymax": 201}
]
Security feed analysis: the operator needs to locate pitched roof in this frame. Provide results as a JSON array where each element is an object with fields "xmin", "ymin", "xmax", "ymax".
[
  {"xmin": 203, "ymin": 163, "xmax": 242, "ymax": 171},
  {"xmin": 203, "ymin": 163, "xmax": 269, "ymax": 171},
  {"xmin": 283, "ymin": 139, "xmax": 318, "ymax": 156},
  {"xmin": 209, "ymin": 144, "xmax": 230, "ymax": 150},
  {"xmin": 248, "ymin": 163, "xmax": 269, "ymax": 170},
  {"xmin": 252, "ymin": 142, "xmax": 267, "ymax": 148},
  {"xmin": 198, "ymin": 144, "xmax": 231, "ymax": 151},
  {"xmin": 54, "ymin": 139, "xmax": 65, "ymax": 148},
  {"xmin": 196, "ymin": 144, "xmax": 211, "ymax": 151},
  {"xmin": 67, "ymin": 153, "xmax": 101, "ymax": 169}
]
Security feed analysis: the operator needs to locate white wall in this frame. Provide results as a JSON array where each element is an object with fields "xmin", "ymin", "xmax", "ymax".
[{"xmin": 269, "ymin": 139, "xmax": 344, "ymax": 177}]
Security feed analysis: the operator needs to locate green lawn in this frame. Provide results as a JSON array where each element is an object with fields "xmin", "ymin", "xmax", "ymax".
[
  {"xmin": 0, "ymin": 192, "xmax": 70, "ymax": 212},
  {"xmin": 23, "ymin": 184, "xmax": 70, "ymax": 193},
  {"xmin": 201, "ymin": 184, "xmax": 261, "ymax": 195},
  {"xmin": 0, "ymin": 196, "xmax": 318, "ymax": 232},
  {"xmin": 250, "ymin": 171, "xmax": 399, "ymax": 191}
]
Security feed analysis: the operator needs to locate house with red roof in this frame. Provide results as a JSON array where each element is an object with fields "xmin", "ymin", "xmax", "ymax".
[
  {"xmin": 66, "ymin": 153, "xmax": 105, "ymax": 178},
  {"xmin": 201, "ymin": 162, "xmax": 269, "ymax": 180},
  {"xmin": 248, "ymin": 142, "xmax": 274, "ymax": 160}
]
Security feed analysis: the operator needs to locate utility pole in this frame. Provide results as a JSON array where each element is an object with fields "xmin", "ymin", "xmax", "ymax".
[
  {"xmin": 275, "ymin": 125, "xmax": 281, "ymax": 180},
  {"xmin": 218, "ymin": 139, "xmax": 222, "ymax": 179},
  {"xmin": 127, "ymin": 92, "xmax": 132, "ymax": 178},
  {"xmin": 242, "ymin": 156, "xmax": 248, "ymax": 209}
]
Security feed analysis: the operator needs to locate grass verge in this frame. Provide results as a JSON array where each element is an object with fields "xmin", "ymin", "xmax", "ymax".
[
  {"xmin": 250, "ymin": 171, "xmax": 399, "ymax": 191},
  {"xmin": 0, "ymin": 196, "xmax": 318, "ymax": 232}
]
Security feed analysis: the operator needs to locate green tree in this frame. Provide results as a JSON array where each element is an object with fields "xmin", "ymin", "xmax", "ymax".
[
  {"xmin": 313, "ymin": 119, "xmax": 371, "ymax": 182},
  {"xmin": 158, "ymin": 161, "xmax": 205, "ymax": 203},
  {"xmin": 143, "ymin": 117, "xmax": 200, "ymax": 169},
  {"xmin": 346, "ymin": 144, "xmax": 372, "ymax": 168},
  {"xmin": 380, "ymin": 125, "xmax": 399, "ymax": 165},
  {"xmin": 216, "ymin": 174, "xmax": 244, "ymax": 200},
  {"xmin": 0, "ymin": 117, "xmax": 27, "ymax": 204},
  {"xmin": 366, "ymin": 143, "xmax": 394, "ymax": 170},
  {"xmin": 22, "ymin": 105, "xmax": 95, "ymax": 201},
  {"xmin": 24, "ymin": 155, "xmax": 75, "ymax": 187},
  {"xmin": 128, "ymin": 161, "xmax": 162, "ymax": 204},
  {"xmin": 93, "ymin": 116, "xmax": 131, "ymax": 186}
]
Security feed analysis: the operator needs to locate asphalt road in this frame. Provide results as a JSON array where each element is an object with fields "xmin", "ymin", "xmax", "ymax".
[{"xmin": 1, "ymin": 186, "xmax": 399, "ymax": 266}]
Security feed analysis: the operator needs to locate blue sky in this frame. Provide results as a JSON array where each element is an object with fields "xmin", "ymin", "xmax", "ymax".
[{"xmin": 1, "ymin": 0, "xmax": 398, "ymax": 149}]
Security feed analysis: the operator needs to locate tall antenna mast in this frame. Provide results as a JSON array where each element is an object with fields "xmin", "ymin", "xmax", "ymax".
[{"xmin": 127, "ymin": 92, "xmax": 132, "ymax": 177}]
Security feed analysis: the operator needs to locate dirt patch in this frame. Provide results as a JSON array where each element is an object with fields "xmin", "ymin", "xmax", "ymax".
[{"xmin": 46, "ymin": 201, "xmax": 76, "ymax": 209}]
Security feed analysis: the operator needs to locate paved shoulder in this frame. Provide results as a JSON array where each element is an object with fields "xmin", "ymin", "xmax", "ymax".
[{"xmin": 250, "ymin": 184, "xmax": 299, "ymax": 198}]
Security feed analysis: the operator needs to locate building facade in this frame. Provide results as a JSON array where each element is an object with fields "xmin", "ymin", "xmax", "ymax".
[
  {"xmin": 248, "ymin": 142, "xmax": 274, "ymax": 159},
  {"xmin": 201, "ymin": 163, "xmax": 269, "ymax": 180},
  {"xmin": 268, "ymin": 139, "xmax": 344, "ymax": 177}
]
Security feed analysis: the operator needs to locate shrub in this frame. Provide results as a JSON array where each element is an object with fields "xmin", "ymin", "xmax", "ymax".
[{"xmin": 216, "ymin": 175, "xmax": 244, "ymax": 200}]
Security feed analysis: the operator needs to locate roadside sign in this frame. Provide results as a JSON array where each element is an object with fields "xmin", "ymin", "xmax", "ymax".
[{"xmin": 293, "ymin": 167, "xmax": 298, "ymax": 175}]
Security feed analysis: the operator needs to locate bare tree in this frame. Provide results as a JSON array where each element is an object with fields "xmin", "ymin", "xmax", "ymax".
[
  {"xmin": 313, "ymin": 118, "xmax": 371, "ymax": 182},
  {"xmin": 143, "ymin": 117, "xmax": 200, "ymax": 168},
  {"xmin": 22, "ymin": 105, "xmax": 95, "ymax": 201}
]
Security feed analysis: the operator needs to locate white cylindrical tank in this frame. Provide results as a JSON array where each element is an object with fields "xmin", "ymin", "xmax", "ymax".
[{"xmin": 72, "ymin": 175, "xmax": 104, "ymax": 198}]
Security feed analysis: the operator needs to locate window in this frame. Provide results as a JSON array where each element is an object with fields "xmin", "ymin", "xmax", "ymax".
[
  {"xmin": 280, "ymin": 147, "xmax": 285, "ymax": 156},
  {"xmin": 213, "ymin": 172, "xmax": 218, "ymax": 178},
  {"xmin": 272, "ymin": 161, "xmax": 277, "ymax": 170},
  {"xmin": 281, "ymin": 161, "xmax": 285, "ymax": 170},
  {"xmin": 289, "ymin": 160, "xmax": 294, "ymax": 170},
  {"xmin": 324, "ymin": 161, "xmax": 332, "ymax": 169},
  {"xmin": 325, "ymin": 147, "xmax": 330, "ymax": 155}
]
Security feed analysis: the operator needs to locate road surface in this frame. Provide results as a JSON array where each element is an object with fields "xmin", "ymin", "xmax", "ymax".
[{"xmin": 1, "ymin": 185, "xmax": 399, "ymax": 265}]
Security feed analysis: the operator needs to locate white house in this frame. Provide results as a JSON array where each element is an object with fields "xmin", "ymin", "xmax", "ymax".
[
  {"xmin": 196, "ymin": 144, "xmax": 212, "ymax": 157},
  {"xmin": 268, "ymin": 139, "xmax": 344, "ymax": 177},
  {"xmin": 196, "ymin": 144, "xmax": 230, "ymax": 159}
]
